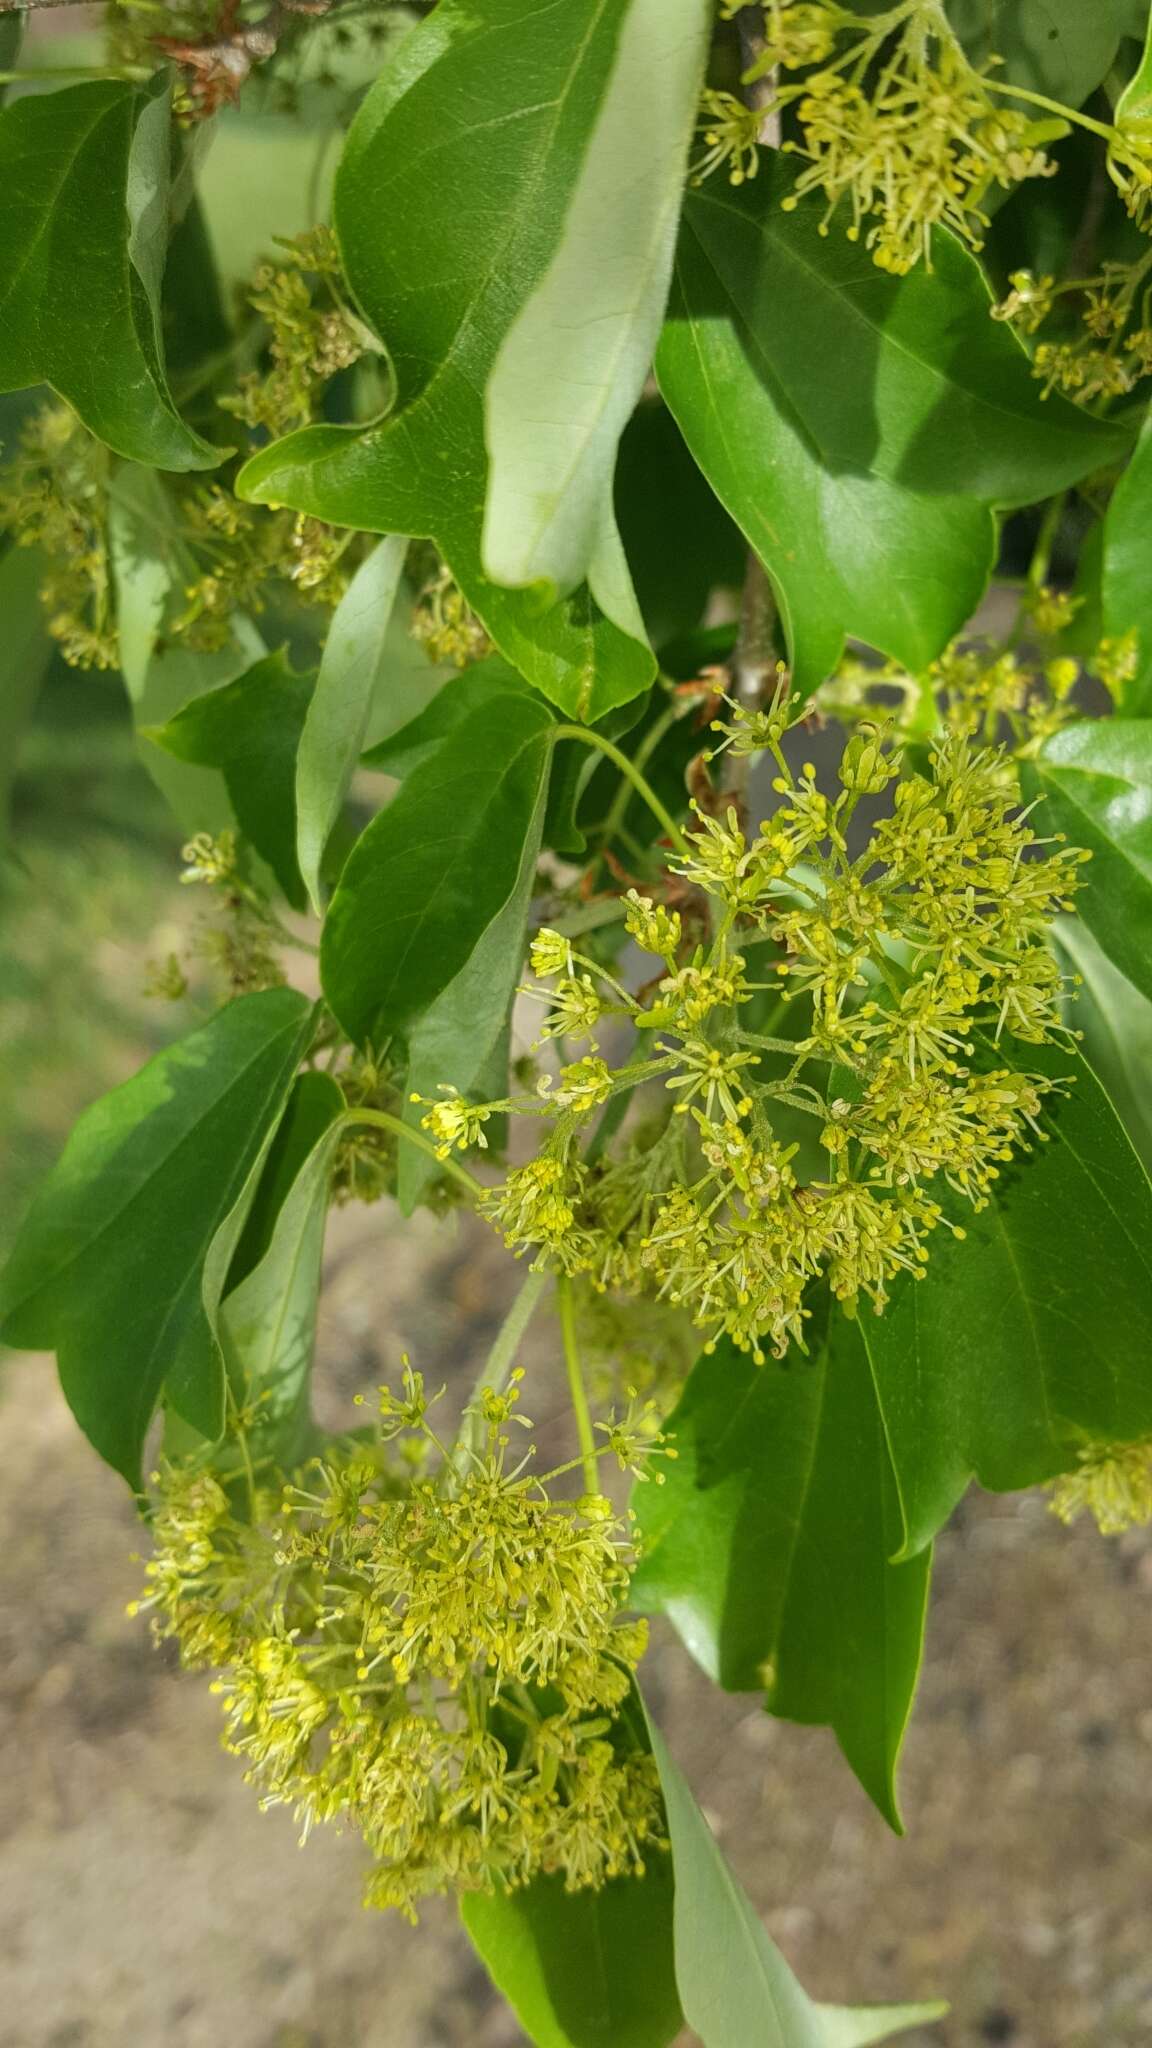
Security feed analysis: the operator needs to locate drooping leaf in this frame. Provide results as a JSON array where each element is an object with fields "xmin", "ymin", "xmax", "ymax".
[
  {"xmin": 0, "ymin": 989, "xmax": 315, "ymax": 1487},
  {"xmin": 1054, "ymin": 916, "xmax": 1152, "ymax": 1175},
  {"xmin": 220, "ymin": 1085, "xmax": 346, "ymax": 1468},
  {"xmin": 397, "ymin": 724, "xmax": 550, "ymax": 1209},
  {"xmin": 656, "ymin": 209, "xmax": 995, "ymax": 696},
  {"xmin": 481, "ymin": 0, "xmax": 709, "ymax": 604},
  {"xmin": 1030, "ymin": 719, "xmax": 1152, "ymax": 1005},
  {"xmin": 236, "ymin": 0, "xmax": 656, "ymax": 723},
  {"xmin": 646, "ymin": 1714, "xmax": 947, "ymax": 2047},
  {"xmin": 862, "ymin": 1041, "xmax": 1152, "ymax": 1558},
  {"xmin": 632, "ymin": 1312, "xmax": 930, "ymax": 1829},
  {"xmin": 0, "ymin": 544, "xmax": 53, "ymax": 844},
  {"xmin": 948, "ymin": 0, "xmax": 1129, "ymax": 107},
  {"xmin": 1102, "ymin": 406, "xmax": 1152, "ymax": 715},
  {"xmin": 0, "ymin": 81, "xmax": 223, "ymax": 469},
  {"xmin": 296, "ymin": 534, "xmax": 408, "ymax": 915},
  {"xmin": 678, "ymin": 169, "xmax": 1127, "ymax": 506},
  {"xmin": 227, "ymin": 1069, "xmax": 346, "ymax": 1289},
  {"xmin": 462, "ymin": 1863, "xmax": 682, "ymax": 2048},
  {"xmin": 321, "ymin": 691, "xmax": 554, "ymax": 1045},
  {"xmin": 146, "ymin": 651, "xmax": 314, "ymax": 909}
]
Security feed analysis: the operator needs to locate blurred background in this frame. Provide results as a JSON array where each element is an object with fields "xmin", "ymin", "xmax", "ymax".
[{"xmin": 2, "ymin": 9, "xmax": 1151, "ymax": 2046}]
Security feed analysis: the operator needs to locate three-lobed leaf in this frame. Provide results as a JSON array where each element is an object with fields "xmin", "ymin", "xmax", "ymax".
[
  {"xmin": 632, "ymin": 1313, "xmax": 930, "ymax": 1829},
  {"xmin": 321, "ymin": 690, "xmax": 554, "ymax": 1046},
  {"xmin": 0, "ymin": 81, "xmax": 223, "ymax": 469},
  {"xmin": 948, "ymin": 0, "xmax": 1132, "ymax": 106},
  {"xmin": 0, "ymin": 989, "xmax": 316, "ymax": 1487},
  {"xmin": 237, "ymin": 0, "xmax": 657, "ymax": 723}
]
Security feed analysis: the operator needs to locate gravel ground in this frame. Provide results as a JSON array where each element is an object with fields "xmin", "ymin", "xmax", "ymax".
[{"xmin": 2, "ymin": 1201, "xmax": 1151, "ymax": 2048}]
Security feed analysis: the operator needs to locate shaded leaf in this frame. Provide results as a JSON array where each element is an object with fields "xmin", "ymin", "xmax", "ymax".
[
  {"xmin": 0, "ymin": 989, "xmax": 315, "ymax": 1487},
  {"xmin": 0, "ymin": 81, "xmax": 223, "ymax": 469},
  {"xmin": 949, "ymin": 0, "xmax": 1128, "ymax": 106},
  {"xmin": 322, "ymin": 691, "xmax": 554, "ymax": 1045},
  {"xmin": 1031, "ymin": 719, "xmax": 1152, "ymax": 1005},
  {"xmin": 614, "ymin": 400, "xmax": 744, "ymax": 651},
  {"xmin": 146, "ymin": 650, "xmax": 314, "ymax": 910},
  {"xmin": 236, "ymin": 0, "xmax": 655, "ymax": 722},
  {"xmin": 632, "ymin": 1312, "xmax": 929, "ymax": 1828},
  {"xmin": 297, "ymin": 534, "xmax": 408, "ymax": 915},
  {"xmin": 646, "ymin": 1713, "xmax": 946, "ymax": 2046},
  {"xmin": 862, "ymin": 1042, "xmax": 1152, "ymax": 1557},
  {"xmin": 657, "ymin": 207, "xmax": 995, "ymax": 696},
  {"xmin": 481, "ymin": 0, "xmax": 708, "ymax": 605},
  {"xmin": 680, "ymin": 169, "xmax": 1127, "ymax": 505},
  {"xmin": 462, "ymin": 1862, "xmax": 682, "ymax": 2048}
]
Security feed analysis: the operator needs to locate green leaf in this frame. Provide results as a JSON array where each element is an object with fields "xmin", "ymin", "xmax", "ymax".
[
  {"xmin": 227, "ymin": 1069, "xmax": 346, "ymax": 1289},
  {"xmin": 146, "ymin": 651, "xmax": 314, "ymax": 909},
  {"xmin": 656, "ymin": 211, "xmax": 995, "ymax": 697},
  {"xmin": 296, "ymin": 534, "xmax": 408, "ymax": 915},
  {"xmin": 236, "ymin": 0, "xmax": 656, "ymax": 723},
  {"xmin": 322, "ymin": 691, "xmax": 554, "ymax": 1045},
  {"xmin": 948, "ymin": 0, "xmax": 1128, "ymax": 106},
  {"xmin": 481, "ymin": 0, "xmax": 709, "ymax": 607},
  {"xmin": 0, "ymin": 545, "xmax": 53, "ymax": 844},
  {"xmin": 1054, "ymin": 916, "xmax": 1152, "ymax": 1175},
  {"xmin": 678, "ymin": 169, "xmax": 1128, "ymax": 506},
  {"xmin": 1031, "ymin": 719, "xmax": 1152, "ymax": 1005},
  {"xmin": 1103, "ymin": 407, "xmax": 1152, "ymax": 715},
  {"xmin": 862, "ymin": 1042, "xmax": 1152, "ymax": 1557},
  {"xmin": 632, "ymin": 1312, "xmax": 929, "ymax": 1829},
  {"xmin": 0, "ymin": 989, "xmax": 315, "ymax": 1488},
  {"xmin": 462, "ymin": 1863, "xmax": 682, "ymax": 2048},
  {"xmin": 0, "ymin": 81, "xmax": 223, "ymax": 469},
  {"xmin": 397, "ymin": 721, "xmax": 550, "ymax": 1210},
  {"xmin": 361, "ymin": 654, "xmax": 536, "ymax": 779},
  {"xmin": 220, "ymin": 1083, "xmax": 345, "ymax": 1468},
  {"xmin": 646, "ymin": 1715, "xmax": 946, "ymax": 2047}
]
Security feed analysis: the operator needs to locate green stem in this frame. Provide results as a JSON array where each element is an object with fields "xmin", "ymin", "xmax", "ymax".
[
  {"xmin": 347, "ymin": 1108, "xmax": 483, "ymax": 1200},
  {"xmin": 451, "ymin": 1269, "xmax": 550, "ymax": 1481},
  {"xmin": 597, "ymin": 694, "xmax": 683, "ymax": 848},
  {"xmin": 552, "ymin": 725, "xmax": 690, "ymax": 857},
  {"xmin": 982, "ymin": 77, "xmax": 1118, "ymax": 145},
  {"xmin": 556, "ymin": 1275, "xmax": 598, "ymax": 1495}
]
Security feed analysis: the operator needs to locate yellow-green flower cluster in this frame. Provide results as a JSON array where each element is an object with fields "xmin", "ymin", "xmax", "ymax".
[
  {"xmin": 994, "ymin": 254, "xmax": 1152, "ymax": 406},
  {"xmin": 818, "ymin": 618, "xmax": 1134, "ymax": 755},
  {"xmin": 696, "ymin": 1, "xmax": 1060, "ymax": 273},
  {"xmin": 0, "ymin": 404, "xmax": 118, "ymax": 669},
  {"xmin": 440, "ymin": 726, "xmax": 1085, "ymax": 1363},
  {"xmin": 132, "ymin": 1373, "xmax": 661, "ymax": 1920},
  {"xmin": 1049, "ymin": 1440, "xmax": 1152, "ymax": 1535}
]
